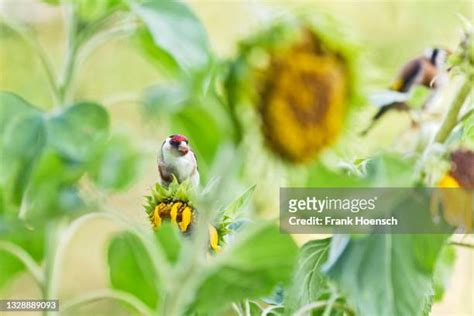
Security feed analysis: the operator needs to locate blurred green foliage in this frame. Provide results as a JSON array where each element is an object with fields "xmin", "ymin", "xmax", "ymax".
[{"xmin": 1, "ymin": 1, "xmax": 473, "ymax": 316}]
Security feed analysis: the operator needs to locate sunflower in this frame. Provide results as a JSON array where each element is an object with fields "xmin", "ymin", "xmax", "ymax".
[
  {"xmin": 148, "ymin": 201, "xmax": 194, "ymax": 233},
  {"xmin": 434, "ymin": 149, "xmax": 474, "ymax": 231},
  {"xmin": 144, "ymin": 179, "xmax": 220, "ymax": 251},
  {"xmin": 227, "ymin": 15, "xmax": 360, "ymax": 163}
]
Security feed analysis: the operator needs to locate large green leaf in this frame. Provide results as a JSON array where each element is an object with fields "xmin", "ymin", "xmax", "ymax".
[
  {"xmin": 461, "ymin": 110, "xmax": 474, "ymax": 147},
  {"xmin": 284, "ymin": 238, "xmax": 331, "ymax": 315},
  {"xmin": 21, "ymin": 149, "xmax": 85, "ymax": 221},
  {"xmin": 133, "ymin": 0, "xmax": 211, "ymax": 71},
  {"xmin": 75, "ymin": 0, "xmax": 124, "ymax": 21},
  {"xmin": 0, "ymin": 223, "xmax": 45, "ymax": 290},
  {"xmin": 432, "ymin": 245, "xmax": 456, "ymax": 301},
  {"xmin": 325, "ymin": 234, "xmax": 449, "ymax": 316},
  {"xmin": 364, "ymin": 154, "xmax": 418, "ymax": 187},
  {"xmin": 172, "ymin": 104, "xmax": 229, "ymax": 180},
  {"xmin": 108, "ymin": 231, "xmax": 159, "ymax": 309},
  {"xmin": 134, "ymin": 29, "xmax": 181, "ymax": 76},
  {"xmin": 42, "ymin": 0, "xmax": 124, "ymax": 21},
  {"xmin": 191, "ymin": 223, "xmax": 298, "ymax": 315},
  {"xmin": 0, "ymin": 92, "xmax": 40, "ymax": 138},
  {"xmin": 1, "ymin": 113, "xmax": 47, "ymax": 205},
  {"xmin": 154, "ymin": 222, "xmax": 182, "ymax": 264},
  {"xmin": 307, "ymin": 154, "xmax": 418, "ymax": 188},
  {"xmin": 46, "ymin": 102, "xmax": 109, "ymax": 161},
  {"xmin": 89, "ymin": 134, "xmax": 143, "ymax": 191}
]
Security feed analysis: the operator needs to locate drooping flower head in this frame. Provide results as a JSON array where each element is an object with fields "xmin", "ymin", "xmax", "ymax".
[
  {"xmin": 436, "ymin": 149, "xmax": 474, "ymax": 231},
  {"xmin": 145, "ymin": 178, "xmax": 195, "ymax": 232},
  {"xmin": 144, "ymin": 178, "xmax": 220, "ymax": 251},
  {"xmin": 226, "ymin": 15, "xmax": 361, "ymax": 163}
]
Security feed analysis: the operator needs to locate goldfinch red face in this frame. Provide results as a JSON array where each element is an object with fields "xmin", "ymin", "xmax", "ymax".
[{"xmin": 166, "ymin": 134, "xmax": 190, "ymax": 156}]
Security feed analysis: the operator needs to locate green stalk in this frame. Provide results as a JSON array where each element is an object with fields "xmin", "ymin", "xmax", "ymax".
[
  {"xmin": 0, "ymin": 241, "xmax": 44, "ymax": 289},
  {"xmin": 0, "ymin": 16, "xmax": 60, "ymax": 106},
  {"xmin": 57, "ymin": 3, "xmax": 79, "ymax": 105},
  {"xmin": 434, "ymin": 75, "xmax": 473, "ymax": 143},
  {"xmin": 61, "ymin": 289, "xmax": 154, "ymax": 315},
  {"xmin": 159, "ymin": 204, "xmax": 214, "ymax": 315},
  {"xmin": 42, "ymin": 220, "xmax": 65, "ymax": 316}
]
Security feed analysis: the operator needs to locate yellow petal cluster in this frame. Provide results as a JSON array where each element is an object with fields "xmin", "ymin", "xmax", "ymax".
[{"xmin": 149, "ymin": 201, "xmax": 194, "ymax": 233}]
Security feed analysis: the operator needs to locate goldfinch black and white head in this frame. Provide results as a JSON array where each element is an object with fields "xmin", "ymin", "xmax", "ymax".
[{"xmin": 158, "ymin": 134, "xmax": 199, "ymax": 188}]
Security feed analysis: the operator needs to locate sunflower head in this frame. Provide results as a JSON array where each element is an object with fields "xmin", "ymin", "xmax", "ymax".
[
  {"xmin": 435, "ymin": 149, "xmax": 474, "ymax": 231},
  {"xmin": 227, "ymin": 15, "xmax": 361, "ymax": 163},
  {"xmin": 144, "ymin": 178, "xmax": 221, "ymax": 251},
  {"xmin": 449, "ymin": 149, "xmax": 474, "ymax": 189},
  {"xmin": 144, "ymin": 178, "xmax": 195, "ymax": 233}
]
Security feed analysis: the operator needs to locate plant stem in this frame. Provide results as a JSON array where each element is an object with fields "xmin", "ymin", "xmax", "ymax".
[
  {"xmin": 61, "ymin": 289, "xmax": 154, "ymax": 315},
  {"xmin": 0, "ymin": 16, "xmax": 60, "ymax": 106},
  {"xmin": 159, "ymin": 205, "xmax": 214, "ymax": 315},
  {"xmin": 294, "ymin": 301, "xmax": 355, "ymax": 316},
  {"xmin": 434, "ymin": 75, "xmax": 473, "ymax": 143},
  {"xmin": 42, "ymin": 220, "xmax": 67, "ymax": 316},
  {"xmin": 76, "ymin": 21, "xmax": 137, "ymax": 71},
  {"xmin": 0, "ymin": 241, "xmax": 44, "ymax": 289},
  {"xmin": 458, "ymin": 108, "xmax": 474, "ymax": 124},
  {"xmin": 58, "ymin": 2, "xmax": 78, "ymax": 105},
  {"xmin": 450, "ymin": 241, "xmax": 474, "ymax": 249}
]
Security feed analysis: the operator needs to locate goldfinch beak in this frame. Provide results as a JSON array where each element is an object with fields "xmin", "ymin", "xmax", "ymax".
[{"xmin": 178, "ymin": 143, "xmax": 189, "ymax": 154}]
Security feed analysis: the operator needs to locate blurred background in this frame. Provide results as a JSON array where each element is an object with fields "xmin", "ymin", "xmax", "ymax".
[{"xmin": 0, "ymin": 0, "xmax": 472, "ymax": 315}]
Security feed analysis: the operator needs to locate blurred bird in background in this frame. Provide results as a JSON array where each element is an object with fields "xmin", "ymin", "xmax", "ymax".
[
  {"xmin": 361, "ymin": 47, "xmax": 451, "ymax": 135},
  {"xmin": 158, "ymin": 134, "xmax": 200, "ymax": 188}
]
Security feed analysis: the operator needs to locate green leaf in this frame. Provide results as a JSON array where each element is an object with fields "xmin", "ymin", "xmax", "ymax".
[
  {"xmin": 47, "ymin": 102, "xmax": 109, "ymax": 161},
  {"xmin": 134, "ymin": 29, "xmax": 181, "ymax": 76},
  {"xmin": 364, "ymin": 154, "xmax": 417, "ymax": 187},
  {"xmin": 142, "ymin": 83, "xmax": 189, "ymax": 116},
  {"xmin": 22, "ymin": 149, "xmax": 85, "ymax": 221},
  {"xmin": 0, "ymin": 92, "xmax": 40, "ymax": 138},
  {"xmin": 306, "ymin": 163, "xmax": 366, "ymax": 187},
  {"xmin": 219, "ymin": 185, "xmax": 255, "ymax": 218},
  {"xmin": 108, "ymin": 231, "xmax": 159, "ymax": 309},
  {"xmin": 461, "ymin": 110, "xmax": 474, "ymax": 147},
  {"xmin": 75, "ymin": 0, "xmax": 124, "ymax": 21},
  {"xmin": 432, "ymin": 245, "xmax": 456, "ymax": 301},
  {"xmin": 0, "ymin": 223, "xmax": 45, "ymax": 289},
  {"xmin": 172, "ymin": 105, "xmax": 225, "ymax": 178},
  {"xmin": 154, "ymin": 222, "xmax": 182, "ymax": 264},
  {"xmin": 42, "ymin": 0, "xmax": 124, "ymax": 21},
  {"xmin": 133, "ymin": 0, "xmax": 211, "ymax": 71},
  {"xmin": 89, "ymin": 134, "xmax": 143, "ymax": 191},
  {"xmin": 284, "ymin": 238, "xmax": 331, "ymax": 315},
  {"xmin": 248, "ymin": 301, "xmax": 263, "ymax": 314},
  {"xmin": 1, "ymin": 113, "xmax": 47, "ymax": 205},
  {"xmin": 307, "ymin": 154, "xmax": 417, "ymax": 188},
  {"xmin": 325, "ymin": 234, "xmax": 449, "ymax": 316},
  {"xmin": 191, "ymin": 223, "xmax": 298, "ymax": 315}
]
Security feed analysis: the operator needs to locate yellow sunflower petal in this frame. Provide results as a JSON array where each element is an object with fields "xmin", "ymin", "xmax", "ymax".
[
  {"xmin": 170, "ymin": 202, "xmax": 180, "ymax": 224},
  {"xmin": 434, "ymin": 173, "xmax": 472, "ymax": 232},
  {"xmin": 208, "ymin": 225, "xmax": 220, "ymax": 252},
  {"xmin": 150, "ymin": 205, "xmax": 162, "ymax": 229},
  {"xmin": 179, "ymin": 206, "xmax": 192, "ymax": 232},
  {"xmin": 437, "ymin": 174, "xmax": 460, "ymax": 188}
]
